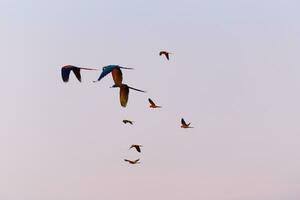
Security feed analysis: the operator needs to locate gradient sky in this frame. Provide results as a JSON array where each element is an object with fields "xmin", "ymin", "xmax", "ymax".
[{"xmin": 1, "ymin": 0, "xmax": 300, "ymax": 199}]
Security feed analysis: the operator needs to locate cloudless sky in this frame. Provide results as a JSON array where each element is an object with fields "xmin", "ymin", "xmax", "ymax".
[{"xmin": 1, "ymin": 0, "xmax": 300, "ymax": 199}]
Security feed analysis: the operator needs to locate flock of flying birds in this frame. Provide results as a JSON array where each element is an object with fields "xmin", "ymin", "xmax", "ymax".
[{"xmin": 61, "ymin": 50, "xmax": 194, "ymax": 165}]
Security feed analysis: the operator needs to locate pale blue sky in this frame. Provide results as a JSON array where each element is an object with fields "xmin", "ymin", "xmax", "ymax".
[{"xmin": 0, "ymin": 0, "xmax": 300, "ymax": 199}]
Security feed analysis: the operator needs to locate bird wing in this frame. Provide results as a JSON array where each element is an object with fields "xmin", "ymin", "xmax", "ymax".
[
  {"xmin": 120, "ymin": 85, "xmax": 129, "ymax": 107},
  {"xmin": 159, "ymin": 51, "xmax": 164, "ymax": 56},
  {"xmin": 148, "ymin": 98, "xmax": 156, "ymax": 106},
  {"xmin": 61, "ymin": 67, "xmax": 72, "ymax": 82},
  {"xmin": 134, "ymin": 158, "xmax": 140, "ymax": 163},
  {"xmin": 112, "ymin": 68, "xmax": 123, "ymax": 86},
  {"xmin": 135, "ymin": 146, "xmax": 141, "ymax": 153},
  {"xmin": 72, "ymin": 67, "xmax": 82, "ymax": 82},
  {"xmin": 96, "ymin": 65, "xmax": 117, "ymax": 81},
  {"xmin": 165, "ymin": 53, "xmax": 169, "ymax": 60},
  {"xmin": 124, "ymin": 159, "xmax": 130, "ymax": 162},
  {"xmin": 181, "ymin": 118, "xmax": 187, "ymax": 126}
]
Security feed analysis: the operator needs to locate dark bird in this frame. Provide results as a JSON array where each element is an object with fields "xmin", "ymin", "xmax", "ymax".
[
  {"xmin": 123, "ymin": 120, "xmax": 134, "ymax": 125},
  {"xmin": 124, "ymin": 158, "xmax": 140, "ymax": 164},
  {"xmin": 148, "ymin": 98, "xmax": 161, "ymax": 108},
  {"xmin": 111, "ymin": 84, "xmax": 146, "ymax": 107},
  {"xmin": 159, "ymin": 51, "xmax": 172, "ymax": 60},
  {"xmin": 61, "ymin": 65, "xmax": 97, "ymax": 82},
  {"xmin": 94, "ymin": 65, "xmax": 133, "ymax": 84},
  {"xmin": 181, "ymin": 118, "xmax": 194, "ymax": 128},
  {"xmin": 129, "ymin": 144, "xmax": 143, "ymax": 153}
]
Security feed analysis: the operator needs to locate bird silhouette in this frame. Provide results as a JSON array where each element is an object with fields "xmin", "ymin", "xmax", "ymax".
[
  {"xmin": 124, "ymin": 158, "xmax": 140, "ymax": 164},
  {"xmin": 181, "ymin": 118, "xmax": 194, "ymax": 128},
  {"xmin": 159, "ymin": 51, "xmax": 172, "ymax": 60},
  {"xmin": 129, "ymin": 144, "xmax": 143, "ymax": 153},
  {"xmin": 111, "ymin": 84, "xmax": 146, "ymax": 107},
  {"xmin": 123, "ymin": 120, "xmax": 134, "ymax": 125},
  {"xmin": 61, "ymin": 65, "xmax": 97, "ymax": 82},
  {"xmin": 94, "ymin": 65, "xmax": 133, "ymax": 84},
  {"xmin": 148, "ymin": 98, "xmax": 161, "ymax": 108}
]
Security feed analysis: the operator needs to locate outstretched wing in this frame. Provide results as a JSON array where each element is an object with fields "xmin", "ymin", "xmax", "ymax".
[
  {"xmin": 72, "ymin": 67, "xmax": 82, "ymax": 82},
  {"xmin": 135, "ymin": 146, "xmax": 141, "ymax": 153},
  {"xmin": 120, "ymin": 85, "xmax": 129, "ymax": 107},
  {"xmin": 112, "ymin": 68, "xmax": 123, "ymax": 86},
  {"xmin": 148, "ymin": 98, "xmax": 155, "ymax": 106},
  {"xmin": 61, "ymin": 67, "xmax": 72, "ymax": 82},
  {"xmin": 181, "ymin": 118, "xmax": 187, "ymax": 126},
  {"xmin": 165, "ymin": 53, "xmax": 169, "ymax": 60},
  {"xmin": 96, "ymin": 65, "xmax": 118, "ymax": 81}
]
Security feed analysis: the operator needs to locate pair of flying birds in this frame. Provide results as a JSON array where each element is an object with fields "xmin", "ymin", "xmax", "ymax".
[
  {"xmin": 61, "ymin": 64, "xmax": 145, "ymax": 107},
  {"xmin": 124, "ymin": 144, "xmax": 143, "ymax": 165}
]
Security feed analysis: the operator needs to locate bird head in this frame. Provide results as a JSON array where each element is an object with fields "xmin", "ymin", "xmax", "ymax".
[{"xmin": 110, "ymin": 84, "xmax": 119, "ymax": 88}]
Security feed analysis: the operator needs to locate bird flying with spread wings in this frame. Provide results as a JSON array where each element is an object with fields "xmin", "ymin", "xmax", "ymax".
[
  {"xmin": 159, "ymin": 51, "xmax": 172, "ymax": 60},
  {"xmin": 61, "ymin": 65, "xmax": 97, "ymax": 82},
  {"xmin": 123, "ymin": 120, "xmax": 134, "ymax": 125},
  {"xmin": 148, "ymin": 98, "xmax": 161, "ymax": 108},
  {"xmin": 111, "ymin": 83, "xmax": 146, "ymax": 107},
  {"xmin": 94, "ymin": 65, "xmax": 133, "ymax": 85},
  {"xmin": 181, "ymin": 118, "xmax": 194, "ymax": 128},
  {"xmin": 129, "ymin": 144, "xmax": 143, "ymax": 153},
  {"xmin": 124, "ymin": 158, "xmax": 140, "ymax": 164}
]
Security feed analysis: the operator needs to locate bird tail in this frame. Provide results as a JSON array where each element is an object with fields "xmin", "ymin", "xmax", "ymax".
[
  {"xmin": 120, "ymin": 67, "xmax": 134, "ymax": 70},
  {"xmin": 128, "ymin": 86, "xmax": 146, "ymax": 93},
  {"xmin": 79, "ymin": 67, "xmax": 98, "ymax": 70}
]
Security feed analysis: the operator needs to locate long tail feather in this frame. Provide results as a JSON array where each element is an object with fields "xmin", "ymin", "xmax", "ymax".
[{"xmin": 128, "ymin": 86, "xmax": 146, "ymax": 93}]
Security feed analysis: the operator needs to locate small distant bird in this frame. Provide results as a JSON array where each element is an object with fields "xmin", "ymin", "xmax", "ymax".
[
  {"xmin": 148, "ymin": 98, "xmax": 161, "ymax": 108},
  {"xmin": 159, "ymin": 51, "xmax": 172, "ymax": 60},
  {"xmin": 181, "ymin": 118, "xmax": 194, "ymax": 128},
  {"xmin": 124, "ymin": 158, "xmax": 140, "ymax": 164},
  {"xmin": 129, "ymin": 144, "xmax": 143, "ymax": 153},
  {"xmin": 111, "ymin": 84, "xmax": 146, "ymax": 107},
  {"xmin": 61, "ymin": 65, "xmax": 97, "ymax": 82},
  {"xmin": 123, "ymin": 120, "xmax": 134, "ymax": 125},
  {"xmin": 94, "ymin": 65, "xmax": 133, "ymax": 84}
]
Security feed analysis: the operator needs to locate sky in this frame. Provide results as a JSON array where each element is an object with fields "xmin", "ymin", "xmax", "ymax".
[{"xmin": 0, "ymin": 0, "xmax": 300, "ymax": 199}]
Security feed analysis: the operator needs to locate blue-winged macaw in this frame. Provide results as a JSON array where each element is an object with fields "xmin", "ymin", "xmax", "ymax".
[
  {"xmin": 61, "ymin": 65, "xmax": 97, "ymax": 82},
  {"xmin": 95, "ymin": 65, "xmax": 133, "ymax": 85},
  {"xmin": 111, "ymin": 83, "xmax": 146, "ymax": 107}
]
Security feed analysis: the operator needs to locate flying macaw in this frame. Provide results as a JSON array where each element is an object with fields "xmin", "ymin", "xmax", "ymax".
[
  {"xmin": 129, "ymin": 144, "xmax": 143, "ymax": 153},
  {"xmin": 123, "ymin": 120, "xmax": 134, "ymax": 125},
  {"xmin": 148, "ymin": 98, "xmax": 161, "ymax": 108},
  {"xmin": 181, "ymin": 118, "xmax": 194, "ymax": 128},
  {"xmin": 124, "ymin": 158, "xmax": 140, "ymax": 164},
  {"xmin": 111, "ymin": 84, "xmax": 146, "ymax": 107},
  {"xmin": 95, "ymin": 65, "xmax": 133, "ymax": 85},
  {"xmin": 61, "ymin": 65, "xmax": 97, "ymax": 82},
  {"xmin": 159, "ymin": 51, "xmax": 172, "ymax": 60}
]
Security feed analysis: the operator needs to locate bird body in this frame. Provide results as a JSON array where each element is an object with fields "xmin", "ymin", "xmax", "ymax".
[
  {"xmin": 123, "ymin": 120, "xmax": 134, "ymax": 125},
  {"xmin": 148, "ymin": 98, "xmax": 161, "ymax": 108},
  {"xmin": 61, "ymin": 65, "xmax": 97, "ymax": 82},
  {"xmin": 159, "ymin": 51, "xmax": 172, "ymax": 60},
  {"xmin": 181, "ymin": 118, "xmax": 193, "ymax": 128},
  {"xmin": 129, "ymin": 144, "xmax": 143, "ymax": 153},
  {"xmin": 124, "ymin": 158, "xmax": 140, "ymax": 164}
]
